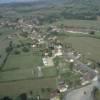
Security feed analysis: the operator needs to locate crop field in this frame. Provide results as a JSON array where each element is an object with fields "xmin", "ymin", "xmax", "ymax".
[
  {"xmin": 0, "ymin": 77, "xmax": 57, "ymax": 99},
  {"xmin": 54, "ymin": 19, "xmax": 100, "ymax": 30},
  {"xmin": 0, "ymin": 68, "xmax": 34, "ymax": 81}
]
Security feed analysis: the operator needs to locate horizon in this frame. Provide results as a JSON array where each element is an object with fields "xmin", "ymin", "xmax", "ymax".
[{"xmin": 0, "ymin": 0, "xmax": 40, "ymax": 4}]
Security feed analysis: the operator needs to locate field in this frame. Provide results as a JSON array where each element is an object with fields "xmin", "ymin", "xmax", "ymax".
[
  {"xmin": 53, "ymin": 19, "xmax": 100, "ymax": 30},
  {"xmin": 67, "ymin": 37, "xmax": 100, "ymax": 61},
  {"xmin": 3, "ymin": 50, "xmax": 43, "ymax": 71},
  {"xmin": 0, "ymin": 78, "xmax": 57, "ymax": 99},
  {"xmin": 0, "ymin": 27, "xmax": 17, "ymax": 65},
  {"xmin": 57, "ymin": 34, "xmax": 100, "ymax": 61}
]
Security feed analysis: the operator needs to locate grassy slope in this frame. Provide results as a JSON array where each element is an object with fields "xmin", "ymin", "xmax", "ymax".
[{"xmin": 59, "ymin": 36, "xmax": 100, "ymax": 61}]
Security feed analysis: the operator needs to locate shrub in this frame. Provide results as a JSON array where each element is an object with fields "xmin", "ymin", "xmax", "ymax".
[
  {"xmin": 89, "ymin": 31, "xmax": 95, "ymax": 35},
  {"xmin": 19, "ymin": 93, "xmax": 27, "ymax": 100},
  {"xmin": 14, "ymin": 50, "xmax": 20, "ymax": 55},
  {"xmin": 0, "ymin": 54, "xmax": 1, "ymax": 58},
  {"xmin": 5, "ymin": 47, "xmax": 13, "ymax": 53},
  {"xmin": 2, "ymin": 96, "xmax": 12, "ymax": 100},
  {"xmin": 22, "ymin": 47, "xmax": 30, "ymax": 52}
]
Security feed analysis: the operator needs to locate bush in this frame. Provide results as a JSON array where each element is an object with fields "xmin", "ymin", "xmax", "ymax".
[
  {"xmin": 89, "ymin": 31, "xmax": 95, "ymax": 35},
  {"xmin": 16, "ymin": 44, "xmax": 21, "ymax": 48},
  {"xmin": 2, "ymin": 96, "xmax": 12, "ymax": 100},
  {"xmin": 41, "ymin": 88, "xmax": 45, "ymax": 93},
  {"xmin": 22, "ymin": 47, "xmax": 30, "ymax": 52},
  {"xmin": 5, "ymin": 47, "xmax": 13, "ymax": 53},
  {"xmin": 0, "ymin": 33, "xmax": 2, "ymax": 36},
  {"xmin": 14, "ymin": 50, "xmax": 20, "ymax": 55},
  {"xmin": 20, "ymin": 32, "xmax": 28, "ymax": 38},
  {"xmin": 19, "ymin": 93, "xmax": 27, "ymax": 100},
  {"xmin": 0, "ymin": 54, "xmax": 1, "ymax": 58}
]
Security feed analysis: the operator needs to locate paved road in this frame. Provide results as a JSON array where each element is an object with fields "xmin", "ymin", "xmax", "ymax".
[{"xmin": 63, "ymin": 85, "xmax": 94, "ymax": 100}]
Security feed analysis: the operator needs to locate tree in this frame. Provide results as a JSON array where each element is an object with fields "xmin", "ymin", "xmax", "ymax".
[
  {"xmin": 89, "ymin": 31, "xmax": 95, "ymax": 35},
  {"xmin": 2, "ymin": 96, "xmax": 12, "ymax": 100},
  {"xmin": 0, "ymin": 54, "xmax": 1, "ymax": 58},
  {"xmin": 9, "ymin": 41, "xmax": 13, "ymax": 48},
  {"xmin": 20, "ymin": 32, "xmax": 28, "ymax": 38},
  {"xmin": 5, "ymin": 47, "xmax": 12, "ymax": 53},
  {"xmin": 69, "ymin": 61, "xmax": 74, "ymax": 71},
  {"xmin": 91, "ymin": 86, "xmax": 99, "ymax": 98},
  {"xmin": 22, "ymin": 47, "xmax": 30, "ymax": 52},
  {"xmin": 41, "ymin": 88, "xmax": 45, "ymax": 93},
  {"xmin": 47, "ymin": 27, "xmax": 52, "ymax": 32},
  {"xmin": 0, "ymin": 33, "xmax": 2, "ymax": 36},
  {"xmin": 97, "ymin": 62, "xmax": 100, "ymax": 67},
  {"xmin": 5, "ymin": 41, "xmax": 13, "ymax": 53},
  {"xmin": 19, "ymin": 93, "xmax": 27, "ymax": 100},
  {"xmin": 14, "ymin": 50, "xmax": 20, "ymax": 55},
  {"xmin": 46, "ymin": 88, "xmax": 51, "ymax": 92}
]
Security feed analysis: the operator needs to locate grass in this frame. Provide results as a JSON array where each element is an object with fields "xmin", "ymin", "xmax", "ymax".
[
  {"xmin": 0, "ymin": 27, "xmax": 16, "ymax": 35},
  {"xmin": 0, "ymin": 68, "xmax": 34, "ymax": 81},
  {"xmin": 61, "ymin": 70, "xmax": 81, "ymax": 87},
  {"xmin": 42, "ymin": 67, "xmax": 57, "ymax": 77},
  {"xmin": 95, "ymin": 90, "xmax": 100, "ymax": 100},
  {"xmin": 0, "ymin": 77, "xmax": 57, "ymax": 99},
  {"xmin": 0, "ymin": 27, "xmax": 17, "ymax": 65},
  {"xmin": 3, "ymin": 49, "xmax": 43, "ymax": 71},
  {"xmin": 58, "ymin": 36, "xmax": 100, "ymax": 61}
]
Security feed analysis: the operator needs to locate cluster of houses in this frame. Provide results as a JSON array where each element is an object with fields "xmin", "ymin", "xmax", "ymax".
[
  {"xmin": 65, "ymin": 51, "xmax": 97, "ymax": 86},
  {"xmin": 1, "ymin": 17, "xmax": 98, "ymax": 100},
  {"xmin": 50, "ymin": 80, "xmax": 69, "ymax": 100},
  {"xmin": 42, "ymin": 38, "xmax": 63, "ymax": 67},
  {"xmin": 49, "ymin": 44, "xmax": 98, "ymax": 100}
]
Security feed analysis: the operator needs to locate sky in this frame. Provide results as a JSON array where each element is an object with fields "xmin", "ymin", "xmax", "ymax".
[{"xmin": 0, "ymin": 0, "xmax": 39, "ymax": 3}]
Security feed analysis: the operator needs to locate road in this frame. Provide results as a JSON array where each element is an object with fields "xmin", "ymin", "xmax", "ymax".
[
  {"xmin": 63, "ymin": 85, "xmax": 94, "ymax": 100},
  {"xmin": 63, "ymin": 77, "xmax": 100, "ymax": 100}
]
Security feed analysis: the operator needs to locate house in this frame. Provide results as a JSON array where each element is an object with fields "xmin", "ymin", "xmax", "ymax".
[
  {"xmin": 42, "ymin": 57, "xmax": 54, "ymax": 67},
  {"xmin": 50, "ymin": 90, "xmax": 60, "ymax": 100},
  {"xmin": 54, "ymin": 45, "xmax": 63, "ymax": 57},
  {"xmin": 50, "ymin": 96, "xmax": 60, "ymax": 100},
  {"xmin": 58, "ymin": 84, "xmax": 68, "ymax": 93},
  {"xmin": 42, "ymin": 58, "xmax": 48, "ymax": 66},
  {"xmin": 57, "ymin": 81, "xmax": 68, "ymax": 93}
]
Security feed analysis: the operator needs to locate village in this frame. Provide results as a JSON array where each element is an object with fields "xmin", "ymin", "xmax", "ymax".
[{"xmin": 0, "ymin": 16, "xmax": 100, "ymax": 100}]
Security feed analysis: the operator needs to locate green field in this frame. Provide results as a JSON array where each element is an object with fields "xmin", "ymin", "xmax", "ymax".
[
  {"xmin": 43, "ymin": 67, "xmax": 57, "ymax": 77},
  {"xmin": 0, "ymin": 27, "xmax": 17, "ymax": 65},
  {"xmin": 3, "ymin": 51, "xmax": 43, "ymax": 71},
  {"xmin": 58, "ymin": 35, "xmax": 100, "ymax": 61},
  {"xmin": 0, "ymin": 68, "xmax": 34, "ymax": 81},
  {"xmin": 0, "ymin": 78, "xmax": 57, "ymax": 99}
]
